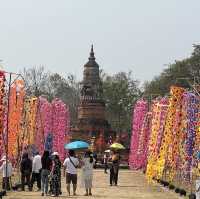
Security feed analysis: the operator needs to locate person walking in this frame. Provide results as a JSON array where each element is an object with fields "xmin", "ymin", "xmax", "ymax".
[
  {"xmin": 41, "ymin": 151, "xmax": 52, "ymax": 196},
  {"xmin": 109, "ymin": 151, "xmax": 120, "ymax": 186},
  {"xmin": 0, "ymin": 156, "xmax": 13, "ymax": 190},
  {"xmin": 93, "ymin": 153, "xmax": 97, "ymax": 169},
  {"xmin": 81, "ymin": 151, "xmax": 94, "ymax": 196},
  {"xmin": 196, "ymin": 150, "xmax": 200, "ymax": 199},
  {"xmin": 103, "ymin": 153, "xmax": 108, "ymax": 174},
  {"xmin": 63, "ymin": 150, "xmax": 79, "ymax": 196},
  {"xmin": 20, "ymin": 153, "xmax": 32, "ymax": 191},
  {"xmin": 30, "ymin": 151, "xmax": 42, "ymax": 191},
  {"xmin": 50, "ymin": 152, "xmax": 61, "ymax": 197}
]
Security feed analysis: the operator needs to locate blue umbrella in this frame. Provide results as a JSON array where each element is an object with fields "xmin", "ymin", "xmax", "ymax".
[{"xmin": 64, "ymin": 140, "xmax": 89, "ymax": 150}]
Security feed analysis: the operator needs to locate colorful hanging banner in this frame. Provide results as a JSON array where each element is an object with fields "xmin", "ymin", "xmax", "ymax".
[
  {"xmin": 129, "ymin": 99, "xmax": 148, "ymax": 169},
  {"xmin": 35, "ymin": 97, "xmax": 53, "ymax": 154},
  {"xmin": 154, "ymin": 86, "xmax": 185, "ymax": 181},
  {"xmin": 0, "ymin": 72, "xmax": 5, "ymax": 158},
  {"xmin": 8, "ymin": 79, "xmax": 25, "ymax": 157},
  {"xmin": 20, "ymin": 97, "xmax": 38, "ymax": 149},
  {"xmin": 52, "ymin": 98, "xmax": 69, "ymax": 160},
  {"xmin": 183, "ymin": 92, "xmax": 199, "ymax": 182},
  {"xmin": 146, "ymin": 97, "xmax": 169, "ymax": 181}
]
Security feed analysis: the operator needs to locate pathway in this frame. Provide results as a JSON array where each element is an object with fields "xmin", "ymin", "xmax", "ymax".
[{"xmin": 5, "ymin": 170, "xmax": 182, "ymax": 199}]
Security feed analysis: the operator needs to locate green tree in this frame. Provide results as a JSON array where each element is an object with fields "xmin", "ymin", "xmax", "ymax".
[
  {"xmin": 42, "ymin": 73, "xmax": 80, "ymax": 125},
  {"xmin": 22, "ymin": 67, "xmax": 80, "ymax": 125},
  {"xmin": 102, "ymin": 71, "xmax": 141, "ymax": 133},
  {"xmin": 144, "ymin": 45, "xmax": 200, "ymax": 96}
]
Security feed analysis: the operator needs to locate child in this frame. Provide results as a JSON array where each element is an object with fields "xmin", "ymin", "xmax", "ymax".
[
  {"xmin": 0, "ymin": 156, "xmax": 13, "ymax": 190},
  {"xmin": 81, "ymin": 151, "xmax": 94, "ymax": 196}
]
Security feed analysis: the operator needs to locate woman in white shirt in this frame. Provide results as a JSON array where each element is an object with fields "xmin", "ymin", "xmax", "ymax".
[
  {"xmin": 81, "ymin": 151, "xmax": 94, "ymax": 196},
  {"xmin": 0, "ymin": 156, "xmax": 13, "ymax": 190}
]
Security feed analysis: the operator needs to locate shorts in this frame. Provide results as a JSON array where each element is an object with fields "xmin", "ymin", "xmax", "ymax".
[{"xmin": 66, "ymin": 173, "xmax": 77, "ymax": 184}]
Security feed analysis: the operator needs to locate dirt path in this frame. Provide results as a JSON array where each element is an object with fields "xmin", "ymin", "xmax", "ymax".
[{"xmin": 5, "ymin": 170, "xmax": 182, "ymax": 199}]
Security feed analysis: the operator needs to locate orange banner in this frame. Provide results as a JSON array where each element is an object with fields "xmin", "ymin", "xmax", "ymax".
[{"xmin": 8, "ymin": 80, "xmax": 25, "ymax": 157}]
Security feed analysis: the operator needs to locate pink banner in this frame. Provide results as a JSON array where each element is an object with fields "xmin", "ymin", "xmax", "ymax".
[{"xmin": 129, "ymin": 99, "xmax": 148, "ymax": 169}]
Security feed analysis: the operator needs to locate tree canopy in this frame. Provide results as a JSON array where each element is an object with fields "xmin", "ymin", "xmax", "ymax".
[
  {"xmin": 22, "ymin": 67, "xmax": 80, "ymax": 125},
  {"xmin": 143, "ymin": 45, "xmax": 200, "ymax": 96},
  {"xmin": 101, "ymin": 71, "xmax": 140, "ymax": 133}
]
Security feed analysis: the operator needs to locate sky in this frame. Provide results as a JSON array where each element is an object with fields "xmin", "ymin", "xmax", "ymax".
[{"xmin": 0, "ymin": 0, "xmax": 200, "ymax": 83}]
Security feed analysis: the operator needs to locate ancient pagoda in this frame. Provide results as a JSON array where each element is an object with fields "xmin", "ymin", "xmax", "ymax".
[{"xmin": 71, "ymin": 46, "xmax": 114, "ymax": 151}]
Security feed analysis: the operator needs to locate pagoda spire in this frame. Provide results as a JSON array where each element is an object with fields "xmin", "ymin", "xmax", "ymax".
[{"xmin": 89, "ymin": 44, "xmax": 95, "ymax": 61}]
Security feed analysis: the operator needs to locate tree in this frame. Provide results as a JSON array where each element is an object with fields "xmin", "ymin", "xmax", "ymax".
[
  {"xmin": 22, "ymin": 67, "xmax": 80, "ymax": 125},
  {"xmin": 143, "ymin": 45, "xmax": 200, "ymax": 96},
  {"xmin": 54, "ymin": 73, "xmax": 80, "ymax": 125},
  {"xmin": 102, "ymin": 71, "xmax": 141, "ymax": 133},
  {"xmin": 22, "ymin": 66, "xmax": 50, "ymax": 97}
]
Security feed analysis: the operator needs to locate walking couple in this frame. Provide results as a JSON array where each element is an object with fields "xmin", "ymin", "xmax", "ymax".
[{"xmin": 63, "ymin": 150, "xmax": 94, "ymax": 196}]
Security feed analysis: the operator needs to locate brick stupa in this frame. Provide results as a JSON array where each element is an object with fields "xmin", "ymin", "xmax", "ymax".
[{"xmin": 71, "ymin": 46, "xmax": 115, "ymax": 152}]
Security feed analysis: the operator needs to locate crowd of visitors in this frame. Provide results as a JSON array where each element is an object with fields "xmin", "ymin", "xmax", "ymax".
[{"xmin": 0, "ymin": 149, "xmax": 120, "ymax": 197}]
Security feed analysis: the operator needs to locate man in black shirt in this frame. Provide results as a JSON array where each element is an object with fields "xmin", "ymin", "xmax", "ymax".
[{"xmin": 20, "ymin": 153, "xmax": 32, "ymax": 191}]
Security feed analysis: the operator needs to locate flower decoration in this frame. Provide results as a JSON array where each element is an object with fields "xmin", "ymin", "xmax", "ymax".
[
  {"xmin": 35, "ymin": 97, "xmax": 52, "ymax": 154},
  {"xmin": 129, "ymin": 99, "xmax": 148, "ymax": 169},
  {"xmin": 146, "ymin": 97, "xmax": 169, "ymax": 182},
  {"xmin": 8, "ymin": 80, "xmax": 25, "ymax": 157},
  {"xmin": 182, "ymin": 92, "xmax": 199, "ymax": 182},
  {"xmin": 0, "ymin": 72, "xmax": 5, "ymax": 158},
  {"xmin": 52, "ymin": 98, "xmax": 69, "ymax": 161},
  {"xmin": 155, "ymin": 86, "xmax": 185, "ymax": 180}
]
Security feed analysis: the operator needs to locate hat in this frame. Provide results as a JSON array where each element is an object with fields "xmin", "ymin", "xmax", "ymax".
[
  {"xmin": 0, "ymin": 156, "xmax": 6, "ymax": 161},
  {"xmin": 52, "ymin": 152, "xmax": 59, "ymax": 156}
]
